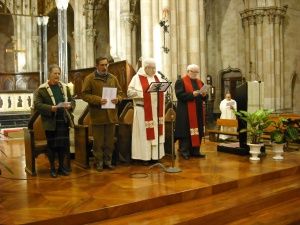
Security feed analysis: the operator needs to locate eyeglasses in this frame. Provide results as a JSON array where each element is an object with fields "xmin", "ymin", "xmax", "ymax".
[
  {"xmin": 146, "ymin": 67, "xmax": 156, "ymax": 70},
  {"xmin": 190, "ymin": 70, "xmax": 199, "ymax": 74}
]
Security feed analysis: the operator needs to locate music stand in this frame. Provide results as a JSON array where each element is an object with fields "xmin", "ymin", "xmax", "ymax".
[{"xmin": 146, "ymin": 81, "xmax": 170, "ymax": 171}]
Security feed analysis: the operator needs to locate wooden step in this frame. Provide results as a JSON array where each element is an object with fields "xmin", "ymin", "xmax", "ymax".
[
  {"xmin": 226, "ymin": 198, "xmax": 300, "ymax": 225},
  {"xmin": 88, "ymin": 174, "xmax": 300, "ymax": 225}
]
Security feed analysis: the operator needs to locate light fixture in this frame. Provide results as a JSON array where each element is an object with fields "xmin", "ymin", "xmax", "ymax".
[{"xmin": 159, "ymin": 8, "xmax": 170, "ymax": 54}]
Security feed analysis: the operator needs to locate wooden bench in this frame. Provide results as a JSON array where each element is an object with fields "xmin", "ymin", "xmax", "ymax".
[
  {"xmin": 74, "ymin": 103, "xmax": 134, "ymax": 168},
  {"xmin": 207, "ymin": 119, "xmax": 238, "ymax": 142},
  {"xmin": 24, "ymin": 111, "xmax": 72, "ymax": 176},
  {"xmin": 24, "ymin": 111, "xmax": 48, "ymax": 176}
]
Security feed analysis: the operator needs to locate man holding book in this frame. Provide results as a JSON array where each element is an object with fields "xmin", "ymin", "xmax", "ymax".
[{"xmin": 219, "ymin": 93, "xmax": 237, "ymax": 140}]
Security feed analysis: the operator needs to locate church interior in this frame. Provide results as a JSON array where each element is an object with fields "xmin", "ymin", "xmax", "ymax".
[{"xmin": 0, "ymin": 0, "xmax": 300, "ymax": 224}]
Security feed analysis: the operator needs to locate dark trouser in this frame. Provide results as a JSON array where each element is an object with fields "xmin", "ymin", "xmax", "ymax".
[
  {"xmin": 45, "ymin": 121, "xmax": 70, "ymax": 171},
  {"xmin": 179, "ymin": 137, "xmax": 202, "ymax": 157},
  {"xmin": 47, "ymin": 147, "xmax": 66, "ymax": 170},
  {"xmin": 92, "ymin": 124, "xmax": 116, "ymax": 166}
]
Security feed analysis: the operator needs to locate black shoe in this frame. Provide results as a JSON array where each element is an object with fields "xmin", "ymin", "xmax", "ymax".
[
  {"xmin": 192, "ymin": 153, "xmax": 206, "ymax": 158},
  {"xmin": 57, "ymin": 168, "xmax": 69, "ymax": 176},
  {"xmin": 181, "ymin": 154, "xmax": 190, "ymax": 160},
  {"xmin": 104, "ymin": 164, "xmax": 115, "ymax": 170},
  {"xmin": 50, "ymin": 169, "xmax": 57, "ymax": 178},
  {"xmin": 95, "ymin": 163, "xmax": 103, "ymax": 172}
]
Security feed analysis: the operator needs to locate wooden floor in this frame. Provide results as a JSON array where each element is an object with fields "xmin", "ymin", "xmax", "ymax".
[{"xmin": 0, "ymin": 137, "xmax": 300, "ymax": 225}]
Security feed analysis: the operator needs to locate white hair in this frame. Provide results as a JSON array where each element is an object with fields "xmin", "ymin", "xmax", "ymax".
[
  {"xmin": 143, "ymin": 58, "xmax": 156, "ymax": 67},
  {"xmin": 187, "ymin": 64, "xmax": 200, "ymax": 72}
]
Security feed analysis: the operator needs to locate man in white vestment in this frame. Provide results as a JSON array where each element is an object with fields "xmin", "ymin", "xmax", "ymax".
[
  {"xmin": 219, "ymin": 93, "xmax": 237, "ymax": 140},
  {"xmin": 127, "ymin": 58, "xmax": 165, "ymax": 163}
]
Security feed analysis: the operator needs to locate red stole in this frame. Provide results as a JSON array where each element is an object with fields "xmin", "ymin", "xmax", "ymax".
[
  {"xmin": 182, "ymin": 75, "xmax": 203, "ymax": 146},
  {"xmin": 139, "ymin": 75, "xmax": 164, "ymax": 140}
]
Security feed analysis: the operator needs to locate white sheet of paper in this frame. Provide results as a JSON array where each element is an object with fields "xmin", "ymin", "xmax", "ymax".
[
  {"xmin": 56, "ymin": 102, "xmax": 71, "ymax": 108},
  {"xmin": 199, "ymin": 84, "xmax": 208, "ymax": 94},
  {"xmin": 102, "ymin": 87, "xmax": 117, "ymax": 109}
]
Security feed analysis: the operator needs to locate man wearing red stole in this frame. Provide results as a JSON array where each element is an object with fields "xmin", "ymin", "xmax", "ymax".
[
  {"xmin": 127, "ymin": 58, "xmax": 165, "ymax": 164},
  {"xmin": 174, "ymin": 64, "xmax": 207, "ymax": 160}
]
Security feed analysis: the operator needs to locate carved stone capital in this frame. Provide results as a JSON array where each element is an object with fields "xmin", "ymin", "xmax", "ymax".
[
  {"xmin": 240, "ymin": 6, "xmax": 287, "ymax": 25},
  {"xmin": 120, "ymin": 12, "xmax": 137, "ymax": 26}
]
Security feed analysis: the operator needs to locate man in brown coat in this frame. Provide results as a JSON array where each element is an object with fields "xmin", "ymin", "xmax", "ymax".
[{"xmin": 81, "ymin": 57, "xmax": 124, "ymax": 171}]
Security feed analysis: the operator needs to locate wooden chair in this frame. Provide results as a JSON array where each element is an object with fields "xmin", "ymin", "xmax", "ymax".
[
  {"xmin": 207, "ymin": 119, "xmax": 239, "ymax": 142},
  {"xmin": 164, "ymin": 105, "xmax": 176, "ymax": 155},
  {"xmin": 74, "ymin": 107, "xmax": 92, "ymax": 168},
  {"xmin": 116, "ymin": 102, "xmax": 134, "ymax": 163},
  {"xmin": 24, "ymin": 111, "xmax": 48, "ymax": 176},
  {"xmin": 24, "ymin": 111, "xmax": 72, "ymax": 175}
]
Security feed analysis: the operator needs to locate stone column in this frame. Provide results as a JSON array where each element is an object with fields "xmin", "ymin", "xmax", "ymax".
[
  {"xmin": 86, "ymin": 28, "xmax": 96, "ymax": 67},
  {"xmin": 169, "ymin": 0, "xmax": 178, "ymax": 83},
  {"xmin": 161, "ymin": 0, "xmax": 171, "ymax": 80},
  {"xmin": 256, "ymin": 13, "xmax": 264, "ymax": 80},
  {"xmin": 177, "ymin": 0, "xmax": 187, "ymax": 74},
  {"xmin": 248, "ymin": 15, "xmax": 256, "ymax": 81},
  {"xmin": 140, "ymin": 0, "xmax": 153, "ymax": 58},
  {"xmin": 85, "ymin": 4, "xmax": 95, "ymax": 67},
  {"xmin": 240, "ymin": 5, "xmax": 287, "ymax": 110},
  {"xmin": 274, "ymin": 14, "xmax": 281, "ymax": 109},
  {"xmin": 120, "ymin": 12, "xmax": 136, "ymax": 65},
  {"xmin": 73, "ymin": 0, "xmax": 87, "ymax": 69},
  {"xmin": 199, "ymin": 0, "xmax": 207, "ymax": 80},
  {"xmin": 187, "ymin": 0, "xmax": 200, "ymax": 65}
]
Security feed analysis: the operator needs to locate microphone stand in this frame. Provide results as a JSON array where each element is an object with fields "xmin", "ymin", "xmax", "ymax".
[
  {"xmin": 158, "ymin": 72, "xmax": 181, "ymax": 173},
  {"xmin": 149, "ymin": 82, "xmax": 167, "ymax": 171}
]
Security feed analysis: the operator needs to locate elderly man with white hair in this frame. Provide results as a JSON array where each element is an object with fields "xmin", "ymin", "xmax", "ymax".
[
  {"xmin": 174, "ymin": 64, "xmax": 207, "ymax": 160},
  {"xmin": 127, "ymin": 58, "xmax": 165, "ymax": 164}
]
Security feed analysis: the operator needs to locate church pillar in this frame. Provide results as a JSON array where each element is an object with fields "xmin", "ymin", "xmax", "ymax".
[
  {"xmin": 169, "ymin": 0, "xmax": 178, "ymax": 83},
  {"xmin": 240, "ymin": 5, "xmax": 287, "ymax": 110},
  {"xmin": 161, "ymin": 0, "xmax": 171, "ymax": 80},
  {"xmin": 85, "ymin": 7, "xmax": 95, "ymax": 67},
  {"xmin": 242, "ymin": 18, "xmax": 250, "ymax": 81},
  {"xmin": 140, "ymin": 0, "xmax": 153, "ymax": 58},
  {"xmin": 109, "ymin": 0, "xmax": 122, "ymax": 61},
  {"xmin": 199, "ymin": 0, "xmax": 207, "ymax": 80},
  {"xmin": 120, "ymin": 12, "xmax": 136, "ymax": 65},
  {"xmin": 187, "ymin": 0, "xmax": 200, "ymax": 66},
  {"xmin": 256, "ymin": 14, "xmax": 263, "ymax": 81},
  {"xmin": 86, "ymin": 28, "xmax": 96, "ymax": 67},
  {"xmin": 74, "ymin": 0, "xmax": 87, "ymax": 68},
  {"xmin": 177, "ymin": 0, "xmax": 187, "ymax": 74},
  {"xmin": 274, "ymin": 14, "xmax": 281, "ymax": 109}
]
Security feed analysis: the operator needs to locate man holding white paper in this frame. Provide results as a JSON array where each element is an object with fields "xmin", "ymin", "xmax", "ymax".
[
  {"xmin": 174, "ymin": 64, "xmax": 207, "ymax": 160},
  {"xmin": 219, "ymin": 93, "xmax": 237, "ymax": 140},
  {"xmin": 81, "ymin": 57, "xmax": 124, "ymax": 171}
]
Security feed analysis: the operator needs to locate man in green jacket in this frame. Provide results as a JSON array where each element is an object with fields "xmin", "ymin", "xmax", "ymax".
[
  {"xmin": 81, "ymin": 57, "xmax": 124, "ymax": 171},
  {"xmin": 34, "ymin": 64, "xmax": 75, "ymax": 178}
]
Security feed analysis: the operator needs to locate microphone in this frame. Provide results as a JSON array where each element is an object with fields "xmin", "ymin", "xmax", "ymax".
[{"xmin": 158, "ymin": 71, "xmax": 168, "ymax": 81}]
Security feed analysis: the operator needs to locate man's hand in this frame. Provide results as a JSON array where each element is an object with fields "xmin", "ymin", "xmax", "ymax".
[
  {"xmin": 51, "ymin": 105, "xmax": 57, "ymax": 112},
  {"xmin": 111, "ymin": 98, "xmax": 118, "ymax": 104},
  {"xmin": 100, "ymin": 98, "xmax": 108, "ymax": 105}
]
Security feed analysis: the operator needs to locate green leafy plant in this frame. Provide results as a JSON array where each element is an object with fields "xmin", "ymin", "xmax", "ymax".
[
  {"xmin": 235, "ymin": 109, "xmax": 273, "ymax": 144},
  {"xmin": 270, "ymin": 117, "xmax": 299, "ymax": 144}
]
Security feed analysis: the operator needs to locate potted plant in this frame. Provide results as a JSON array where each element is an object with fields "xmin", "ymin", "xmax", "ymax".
[
  {"xmin": 270, "ymin": 117, "xmax": 299, "ymax": 160},
  {"xmin": 235, "ymin": 109, "xmax": 273, "ymax": 161}
]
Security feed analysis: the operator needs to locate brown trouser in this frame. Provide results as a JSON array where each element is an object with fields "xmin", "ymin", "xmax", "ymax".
[{"xmin": 92, "ymin": 124, "xmax": 116, "ymax": 166}]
